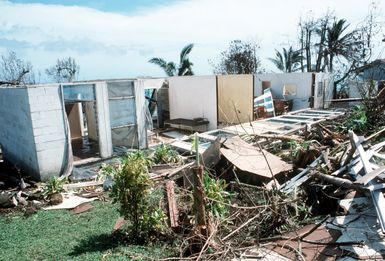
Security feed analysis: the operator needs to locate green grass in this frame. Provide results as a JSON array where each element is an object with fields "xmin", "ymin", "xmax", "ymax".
[{"xmin": 0, "ymin": 201, "xmax": 174, "ymax": 260}]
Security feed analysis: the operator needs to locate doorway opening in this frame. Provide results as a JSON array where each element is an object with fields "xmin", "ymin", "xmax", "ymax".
[{"xmin": 65, "ymin": 101, "xmax": 99, "ymax": 161}]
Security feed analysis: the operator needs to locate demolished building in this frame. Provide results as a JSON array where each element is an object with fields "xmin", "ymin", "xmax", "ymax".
[
  {"xmin": 0, "ymin": 78, "xmax": 166, "ymax": 180},
  {"xmin": 0, "ymin": 72, "xmax": 334, "ymax": 180}
]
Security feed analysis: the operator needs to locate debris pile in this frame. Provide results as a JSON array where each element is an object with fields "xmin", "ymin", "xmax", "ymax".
[{"xmin": 1, "ymin": 108, "xmax": 385, "ymax": 260}]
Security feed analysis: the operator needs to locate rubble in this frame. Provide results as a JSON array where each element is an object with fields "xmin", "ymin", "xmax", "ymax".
[{"xmin": 1, "ymin": 106, "xmax": 384, "ymax": 260}]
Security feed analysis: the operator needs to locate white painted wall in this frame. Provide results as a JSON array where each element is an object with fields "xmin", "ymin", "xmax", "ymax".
[
  {"xmin": 85, "ymin": 102, "xmax": 98, "ymax": 141},
  {"xmin": 314, "ymin": 73, "xmax": 334, "ymax": 109},
  {"xmin": 254, "ymin": 73, "xmax": 312, "ymax": 111},
  {"xmin": 254, "ymin": 73, "xmax": 333, "ymax": 110},
  {"xmin": 28, "ymin": 85, "xmax": 68, "ymax": 181},
  {"xmin": 0, "ymin": 87, "xmax": 39, "ymax": 179},
  {"xmin": 95, "ymin": 82, "xmax": 113, "ymax": 158},
  {"xmin": 168, "ymin": 76, "xmax": 217, "ymax": 130}
]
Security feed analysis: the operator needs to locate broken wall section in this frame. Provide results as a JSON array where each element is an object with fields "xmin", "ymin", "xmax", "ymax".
[
  {"xmin": 0, "ymin": 87, "xmax": 39, "ymax": 178},
  {"xmin": 254, "ymin": 73, "xmax": 333, "ymax": 111},
  {"xmin": 0, "ymin": 85, "xmax": 68, "ymax": 181},
  {"xmin": 29, "ymin": 85, "xmax": 68, "ymax": 181}
]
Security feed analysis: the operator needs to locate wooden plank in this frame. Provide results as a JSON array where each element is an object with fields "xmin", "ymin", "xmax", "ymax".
[
  {"xmin": 296, "ymin": 113, "xmax": 331, "ymax": 118},
  {"xmin": 354, "ymin": 166, "xmax": 385, "ymax": 185},
  {"xmin": 306, "ymin": 109, "xmax": 342, "ymax": 115},
  {"xmin": 374, "ymin": 152, "xmax": 385, "ymax": 160},
  {"xmin": 166, "ymin": 180, "xmax": 179, "ymax": 228},
  {"xmin": 283, "ymin": 114, "xmax": 326, "ymax": 120},
  {"xmin": 63, "ymin": 180, "xmax": 104, "ymax": 190},
  {"xmin": 350, "ymin": 131, "xmax": 385, "ymax": 233},
  {"xmin": 269, "ymin": 118, "xmax": 313, "ymax": 124},
  {"xmin": 280, "ymin": 156, "xmax": 323, "ymax": 194}
]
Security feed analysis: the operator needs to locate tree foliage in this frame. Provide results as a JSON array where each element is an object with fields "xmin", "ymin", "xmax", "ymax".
[
  {"xmin": 0, "ymin": 51, "xmax": 35, "ymax": 85},
  {"xmin": 149, "ymin": 43, "xmax": 194, "ymax": 76},
  {"xmin": 297, "ymin": 14, "xmax": 364, "ymax": 74},
  {"xmin": 45, "ymin": 57, "xmax": 79, "ymax": 83},
  {"xmin": 211, "ymin": 40, "xmax": 261, "ymax": 74},
  {"xmin": 268, "ymin": 47, "xmax": 302, "ymax": 73},
  {"xmin": 291, "ymin": 5, "xmax": 382, "ymax": 97}
]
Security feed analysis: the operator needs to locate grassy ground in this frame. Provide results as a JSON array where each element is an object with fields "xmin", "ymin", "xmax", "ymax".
[{"xmin": 0, "ymin": 201, "xmax": 174, "ymax": 260}]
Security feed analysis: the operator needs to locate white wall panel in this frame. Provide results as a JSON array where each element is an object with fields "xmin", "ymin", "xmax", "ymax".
[
  {"xmin": 168, "ymin": 76, "xmax": 217, "ymax": 130},
  {"xmin": 254, "ymin": 73, "xmax": 313, "ymax": 111}
]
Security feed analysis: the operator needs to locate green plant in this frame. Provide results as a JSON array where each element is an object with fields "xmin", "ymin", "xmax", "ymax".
[
  {"xmin": 287, "ymin": 141, "xmax": 310, "ymax": 158},
  {"xmin": 97, "ymin": 162, "xmax": 119, "ymax": 181},
  {"xmin": 344, "ymin": 105, "xmax": 367, "ymax": 133},
  {"xmin": 110, "ymin": 151, "xmax": 165, "ymax": 244},
  {"xmin": 153, "ymin": 144, "xmax": 181, "ymax": 165},
  {"xmin": 203, "ymin": 172, "xmax": 231, "ymax": 220},
  {"xmin": 42, "ymin": 177, "xmax": 66, "ymax": 196}
]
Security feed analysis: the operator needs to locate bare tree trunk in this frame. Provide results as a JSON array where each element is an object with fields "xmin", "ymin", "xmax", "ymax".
[
  {"xmin": 306, "ymin": 28, "xmax": 312, "ymax": 72},
  {"xmin": 315, "ymin": 22, "xmax": 327, "ymax": 72},
  {"xmin": 300, "ymin": 25, "xmax": 305, "ymax": 72}
]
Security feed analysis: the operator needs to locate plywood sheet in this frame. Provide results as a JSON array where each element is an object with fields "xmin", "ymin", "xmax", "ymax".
[
  {"xmin": 66, "ymin": 103, "xmax": 82, "ymax": 139},
  {"xmin": 220, "ymin": 136, "xmax": 291, "ymax": 178},
  {"xmin": 217, "ymin": 74, "xmax": 253, "ymax": 125}
]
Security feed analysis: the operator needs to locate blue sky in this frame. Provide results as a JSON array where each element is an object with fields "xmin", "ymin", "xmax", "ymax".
[{"xmin": 0, "ymin": 0, "xmax": 384, "ymax": 82}]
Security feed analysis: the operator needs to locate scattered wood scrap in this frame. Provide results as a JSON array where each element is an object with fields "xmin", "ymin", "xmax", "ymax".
[
  {"xmin": 166, "ymin": 180, "xmax": 179, "ymax": 228},
  {"xmin": 220, "ymin": 136, "xmax": 292, "ymax": 179}
]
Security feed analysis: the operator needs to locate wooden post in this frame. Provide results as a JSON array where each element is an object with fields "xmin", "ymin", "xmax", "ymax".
[
  {"xmin": 166, "ymin": 180, "xmax": 179, "ymax": 229},
  {"xmin": 193, "ymin": 133, "xmax": 206, "ymax": 228},
  {"xmin": 194, "ymin": 165, "xmax": 206, "ymax": 227}
]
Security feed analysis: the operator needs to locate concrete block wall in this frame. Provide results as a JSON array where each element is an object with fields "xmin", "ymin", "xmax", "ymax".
[
  {"xmin": 0, "ymin": 87, "xmax": 39, "ymax": 178},
  {"xmin": 28, "ymin": 85, "xmax": 67, "ymax": 180}
]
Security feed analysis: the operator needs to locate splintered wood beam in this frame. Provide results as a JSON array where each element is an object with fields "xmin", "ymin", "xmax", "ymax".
[
  {"xmin": 166, "ymin": 180, "xmax": 179, "ymax": 228},
  {"xmin": 250, "ymin": 133, "xmax": 304, "ymax": 142},
  {"xmin": 354, "ymin": 166, "xmax": 385, "ymax": 186},
  {"xmin": 350, "ymin": 131, "xmax": 385, "ymax": 233}
]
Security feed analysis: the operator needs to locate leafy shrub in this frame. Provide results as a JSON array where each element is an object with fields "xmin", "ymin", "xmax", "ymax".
[
  {"xmin": 153, "ymin": 144, "xmax": 182, "ymax": 164},
  {"xmin": 110, "ymin": 151, "xmax": 165, "ymax": 244},
  {"xmin": 42, "ymin": 177, "xmax": 66, "ymax": 196},
  {"xmin": 98, "ymin": 151, "xmax": 153, "ymax": 181},
  {"xmin": 203, "ymin": 172, "xmax": 231, "ymax": 219},
  {"xmin": 98, "ymin": 162, "xmax": 120, "ymax": 181},
  {"xmin": 344, "ymin": 105, "xmax": 367, "ymax": 133},
  {"xmin": 287, "ymin": 141, "xmax": 310, "ymax": 158}
]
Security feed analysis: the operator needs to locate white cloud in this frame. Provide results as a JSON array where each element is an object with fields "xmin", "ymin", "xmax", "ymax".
[{"xmin": 0, "ymin": 0, "xmax": 383, "ymax": 80}]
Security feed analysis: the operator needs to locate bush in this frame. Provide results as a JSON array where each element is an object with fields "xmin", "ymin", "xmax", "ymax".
[
  {"xmin": 344, "ymin": 105, "xmax": 367, "ymax": 133},
  {"xmin": 203, "ymin": 172, "xmax": 231, "ymax": 220},
  {"xmin": 153, "ymin": 144, "xmax": 182, "ymax": 164},
  {"xmin": 110, "ymin": 151, "xmax": 165, "ymax": 244},
  {"xmin": 42, "ymin": 177, "xmax": 66, "ymax": 197}
]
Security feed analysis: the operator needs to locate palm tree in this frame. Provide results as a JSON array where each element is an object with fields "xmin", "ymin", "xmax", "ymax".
[
  {"xmin": 268, "ymin": 47, "xmax": 302, "ymax": 73},
  {"xmin": 325, "ymin": 19, "xmax": 358, "ymax": 72},
  {"xmin": 149, "ymin": 44, "xmax": 194, "ymax": 76},
  {"xmin": 325, "ymin": 19, "xmax": 361, "ymax": 99}
]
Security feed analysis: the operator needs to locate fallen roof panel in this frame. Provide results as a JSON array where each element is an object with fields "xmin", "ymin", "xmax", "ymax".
[{"xmin": 220, "ymin": 136, "xmax": 291, "ymax": 178}]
